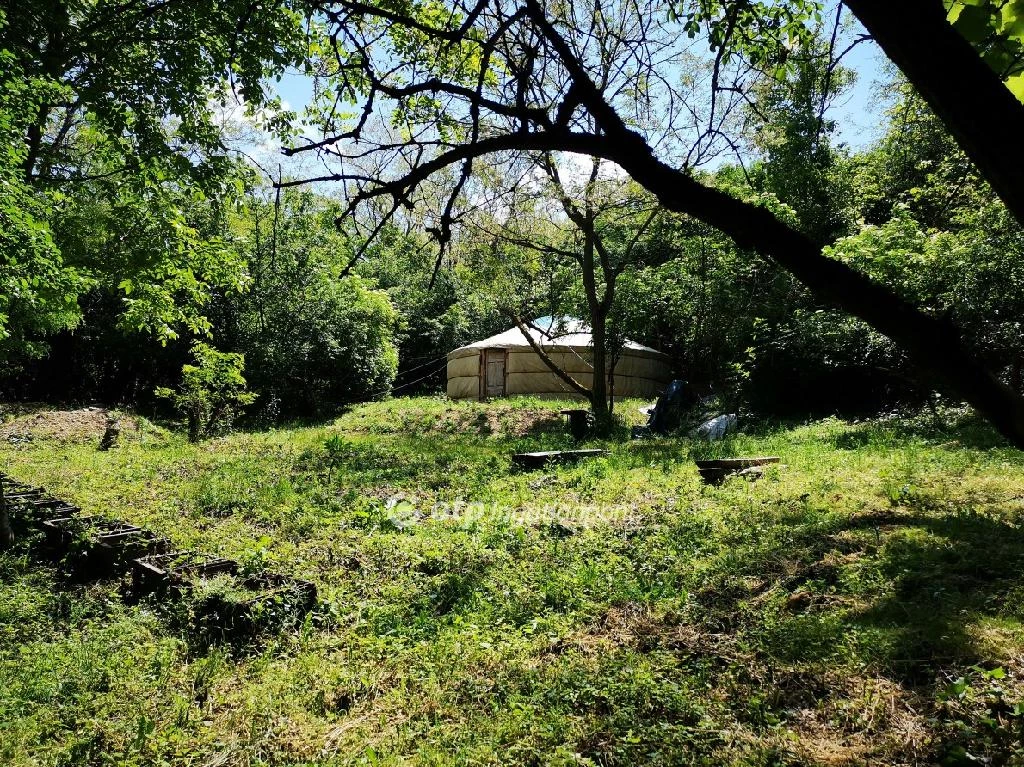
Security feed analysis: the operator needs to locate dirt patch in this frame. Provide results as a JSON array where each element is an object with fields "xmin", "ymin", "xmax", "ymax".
[
  {"xmin": 0, "ymin": 404, "xmax": 135, "ymax": 444},
  {"xmin": 786, "ymin": 674, "xmax": 933, "ymax": 766},
  {"xmin": 452, "ymin": 406, "xmax": 564, "ymax": 437},
  {"xmin": 551, "ymin": 602, "xmax": 746, "ymax": 663}
]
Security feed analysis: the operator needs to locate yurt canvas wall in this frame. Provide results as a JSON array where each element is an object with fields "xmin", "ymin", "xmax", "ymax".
[{"xmin": 446, "ymin": 319, "xmax": 672, "ymax": 400}]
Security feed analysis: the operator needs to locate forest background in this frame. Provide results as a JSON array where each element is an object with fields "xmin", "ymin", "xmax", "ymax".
[{"xmin": 2, "ymin": 1, "xmax": 1022, "ymax": 432}]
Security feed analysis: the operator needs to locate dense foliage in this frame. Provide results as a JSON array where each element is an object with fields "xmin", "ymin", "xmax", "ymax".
[
  {"xmin": 0, "ymin": 1, "xmax": 308, "ymax": 362},
  {"xmin": 155, "ymin": 342, "xmax": 256, "ymax": 442},
  {"xmin": 5, "ymin": 70, "xmax": 1024, "ymax": 424},
  {"xmin": 215, "ymin": 190, "xmax": 401, "ymax": 419},
  {"xmin": 0, "ymin": 2, "xmax": 1021, "ymax": 430}
]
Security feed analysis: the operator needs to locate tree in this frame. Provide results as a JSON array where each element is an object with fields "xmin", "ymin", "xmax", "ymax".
[
  {"xmin": 0, "ymin": 25, "xmax": 86, "ymax": 364},
  {"xmin": 155, "ymin": 342, "xmax": 256, "ymax": 442},
  {"xmin": 218, "ymin": 188, "xmax": 400, "ymax": 418},
  {"xmin": 3, "ymin": 0, "xmax": 305, "ymax": 186},
  {"xmin": 282, "ymin": 0, "xmax": 1024, "ymax": 446},
  {"xmin": 535, "ymin": 158, "xmax": 663, "ymax": 423},
  {"xmin": 745, "ymin": 30, "xmax": 857, "ymax": 246},
  {"xmin": 852, "ymin": 79, "xmax": 990, "ymax": 231},
  {"xmin": 358, "ymin": 222, "xmax": 504, "ymax": 396},
  {"xmin": 466, "ymin": 155, "xmax": 663, "ymax": 424},
  {"xmin": 0, "ymin": 1, "xmax": 308, "ymax": 362}
]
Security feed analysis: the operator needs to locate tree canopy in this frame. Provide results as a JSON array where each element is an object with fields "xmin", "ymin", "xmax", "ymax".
[
  {"xmin": 269, "ymin": 0, "xmax": 1024, "ymax": 445},
  {"xmin": 0, "ymin": 0, "xmax": 309, "ymax": 361},
  {"xmin": 4, "ymin": 0, "xmax": 1024, "ymax": 444}
]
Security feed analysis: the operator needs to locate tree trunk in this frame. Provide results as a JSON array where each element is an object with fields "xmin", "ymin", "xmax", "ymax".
[
  {"xmin": 0, "ymin": 479, "xmax": 13, "ymax": 550},
  {"xmin": 579, "ymin": 226, "xmax": 609, "ymax": 424},
  {"xmin": 621, "ymin": 154, "xmax": 1024, "ymax": 448},
  {"xmin": 607, "ymin": 341, "xmax": 622, "ymax": 418},
  {"xmin": 590, "ymin": 310, "xmax": 610, "ymax": 428},
  {"xmin": 530, "ymin": 131, "xmax": 1024, "ymax": 449},
  {"xmin": 844, "ymin": 0, "xmax": 1024, "ymax": 229}
]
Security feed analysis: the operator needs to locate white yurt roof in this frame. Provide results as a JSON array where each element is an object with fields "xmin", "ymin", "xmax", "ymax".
[{"xmin": 453, "ymin": 316, "xmax": 667, "ymax": 358}]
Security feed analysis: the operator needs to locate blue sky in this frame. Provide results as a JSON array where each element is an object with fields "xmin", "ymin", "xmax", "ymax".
[
  {"xmin": 828, "ymin": 38, "xmax": 893, "ymax": 150},
  {"xmin": 267, "ymin": 16, "xmax": 894, "ymax": 176}
]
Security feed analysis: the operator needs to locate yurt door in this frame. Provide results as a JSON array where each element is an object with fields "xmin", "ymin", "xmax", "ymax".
[{"xmin": 483, "ymin": 349, "xmax": 506, "ymax": 398}]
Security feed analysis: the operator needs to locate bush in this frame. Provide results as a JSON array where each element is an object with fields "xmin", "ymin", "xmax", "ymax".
[
  {"xmin": 238, "ymin": 275, "xmax": 399, "ymax": 418},
  {"xmin": 155, "ymin": 342, "xmax": 255, "ymax": 441}
]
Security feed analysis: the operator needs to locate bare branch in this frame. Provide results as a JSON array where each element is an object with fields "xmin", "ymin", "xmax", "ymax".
[{"xmin": 507, "ymin": 312, "xmax": 593, "ymax": 400}]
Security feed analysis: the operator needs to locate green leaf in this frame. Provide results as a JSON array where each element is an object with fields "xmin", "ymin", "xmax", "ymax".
[
  {"xmin": 1002, "ymin": 1, "xmax": 1024, "ymax": 37},
  {"xmin": 1007, "ymin": 72, "xmax": 1024, "ymax": 101},
  {"xmin": 954, "ymin": 4, "xmax": 998, "ymax": 41}
]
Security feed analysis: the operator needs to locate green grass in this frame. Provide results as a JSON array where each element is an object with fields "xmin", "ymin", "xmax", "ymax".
[{"xmin": 2, "ymin": 397, "xmax": 1024, "ymax": 765}]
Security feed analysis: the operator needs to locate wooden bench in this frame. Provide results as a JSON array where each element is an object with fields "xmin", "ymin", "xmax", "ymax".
[
  {"xmin": 695, "ymin": 457, "xmax": 780, "ymax": 485},
  {"xmin": 512, "ymin": 449, "xmax": 608, "ymax": 469}
]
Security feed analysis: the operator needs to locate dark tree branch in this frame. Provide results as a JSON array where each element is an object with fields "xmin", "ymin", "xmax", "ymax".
[
  {"xmin": 524, "ymin": 0, "xmax": 1024, "ymax": 447},
  {"xmin": 507, "ymin": 312, "xmax": 593, "ymax": 400},
  {"xmin": 815, "ymin": 0, "xmax": 846, "ymax": 147},
  {"xmin": 845, "ymin": 0, "xmax": 1024, "ymax": 228},
  {"xmin": 290, "ymin": 0, "xmax": 1024, "ymax": 447}
]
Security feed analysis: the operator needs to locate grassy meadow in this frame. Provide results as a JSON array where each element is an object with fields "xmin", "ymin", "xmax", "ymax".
[{"xmin": 2, "ymin": 396, "xmax": 1024, "ymax": 766}]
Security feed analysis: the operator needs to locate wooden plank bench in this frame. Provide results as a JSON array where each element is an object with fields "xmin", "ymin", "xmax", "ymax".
[
  {"xmin": 513, "ymin": 449, "xmax": 608, "ymax": 469},
  {"xmin": 695, "ymin": 456, "xmax": 780, "ymax": 485}
]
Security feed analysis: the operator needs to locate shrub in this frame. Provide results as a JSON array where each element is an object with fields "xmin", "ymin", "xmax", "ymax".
[
  {"xmin": 239, "ymin": 275, "xmax": 399, "ymax": 418},
  {"xmin": 155, "ymin": 342, "xmax": 255, "ymax": 441}
]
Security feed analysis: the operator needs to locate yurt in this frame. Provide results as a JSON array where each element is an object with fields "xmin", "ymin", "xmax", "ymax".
[{"xmin": 446, "ymin": 317, "xmax": 672, "ymax": 400}]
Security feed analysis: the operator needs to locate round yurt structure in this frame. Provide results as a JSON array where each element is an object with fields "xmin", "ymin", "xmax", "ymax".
[{"xmin": 446, "ymin": 318, "xmax": 672, "ymax": 400}]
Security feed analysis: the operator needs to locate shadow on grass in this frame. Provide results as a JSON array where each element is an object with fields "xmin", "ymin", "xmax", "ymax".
[
  {"xmin": 238, "ymin": 403, "xmax": 356, "ymax": 433},
  {"xmin": 738, "ymin": 507, "xmax": 1024, "ymax": 684},
  {"xmin": 848, "ymin": 510, "xmax": 1024, "ymax": 681},
  {"xmin": 830, "ymin": 410, "xmax": 1014, "ymax": 453}
]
